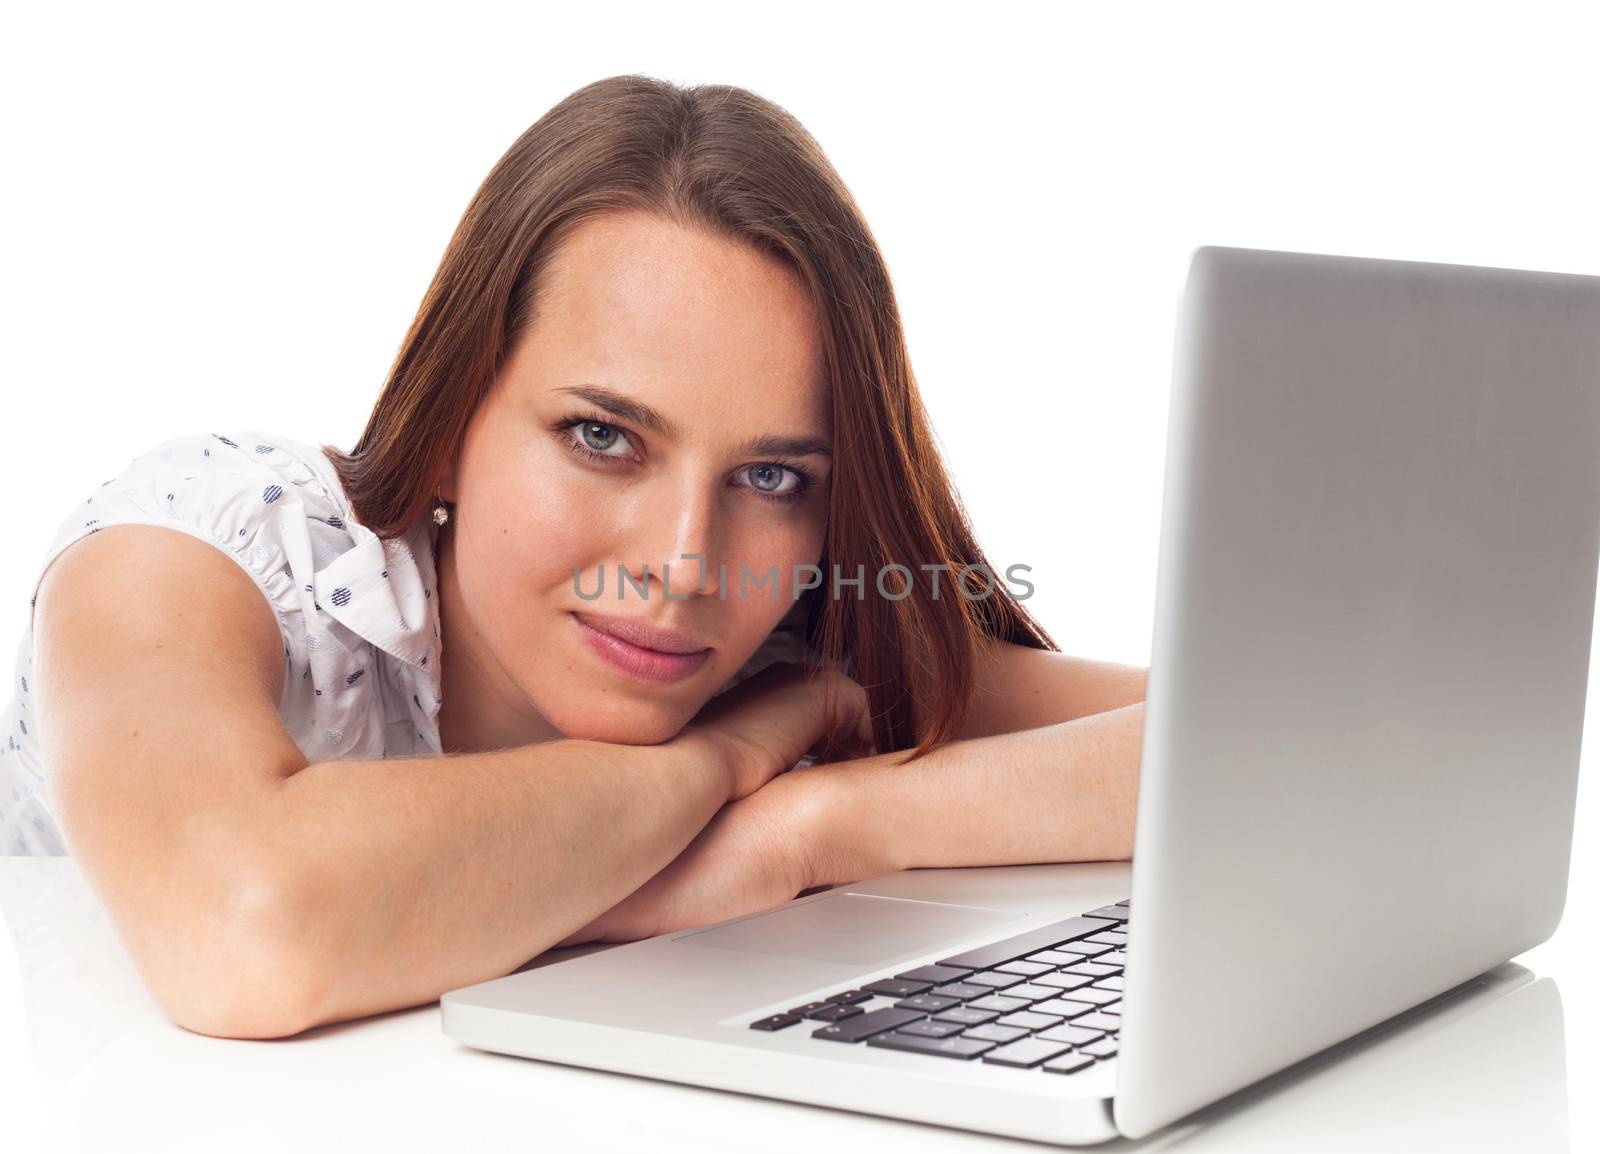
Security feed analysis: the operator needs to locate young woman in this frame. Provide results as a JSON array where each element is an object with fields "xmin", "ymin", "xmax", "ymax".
[{"xmin": 0, "ymin": 75, "xmax": 1147, "ymax": 1038}]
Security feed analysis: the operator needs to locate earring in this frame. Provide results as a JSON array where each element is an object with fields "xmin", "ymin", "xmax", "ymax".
[{"xmin": 432, "ymin": 490, "xmax": 450, "ymax": 526}]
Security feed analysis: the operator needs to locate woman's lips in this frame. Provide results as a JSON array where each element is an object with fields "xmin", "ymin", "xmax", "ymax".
[{"xmin": 572, "ymin": 612, "xmax": 712, "ymax": 684}]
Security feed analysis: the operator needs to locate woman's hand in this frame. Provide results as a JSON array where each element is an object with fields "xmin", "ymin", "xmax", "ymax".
[
  {"xmin": 550, "ymin": 662, "xmax": 874, "ymax": 948},
  {"xmin": 551, "ymin": 768, "xmax": 832, "ymax": 947},
  {"xmin": 680, "ymin": 661, "xmax": 876, "ymax": 802}
]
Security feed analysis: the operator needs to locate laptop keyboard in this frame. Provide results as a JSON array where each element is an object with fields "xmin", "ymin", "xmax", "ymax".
[{"xmin": 747, "ymin": 899, "xmax": 1129, "ymax": 1075}]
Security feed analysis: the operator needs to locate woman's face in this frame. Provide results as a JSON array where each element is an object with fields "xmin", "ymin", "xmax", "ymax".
[{"xmin": 438, "ymin": 209, "xmax": 831, "ymax": 748}]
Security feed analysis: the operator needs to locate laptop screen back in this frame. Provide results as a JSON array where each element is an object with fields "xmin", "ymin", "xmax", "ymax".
[{"xmin": 1114, "ymin": 246, "xmax": 1600, "ymax": 1138}]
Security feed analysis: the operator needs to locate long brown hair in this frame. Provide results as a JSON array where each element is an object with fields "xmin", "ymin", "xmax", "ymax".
[{"xmin": 323, "ymin": 74, "xmax": 1059, "ymax": 763}]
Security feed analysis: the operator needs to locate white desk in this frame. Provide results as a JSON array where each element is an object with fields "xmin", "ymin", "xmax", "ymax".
[{"xmin": 2, "ymin": 848, "xmax": 1592, "ymax": 1153}]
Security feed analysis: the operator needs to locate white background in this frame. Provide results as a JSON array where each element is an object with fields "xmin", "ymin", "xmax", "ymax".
[{"xmin": 2, "ymin": 0, "xmax": 1596, "ymax": 1149}]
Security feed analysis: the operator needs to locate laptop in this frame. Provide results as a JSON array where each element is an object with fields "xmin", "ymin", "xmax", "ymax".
[{"xmin": 440, "ymin": 245, "xmax": 1600, "ymax": 1144}]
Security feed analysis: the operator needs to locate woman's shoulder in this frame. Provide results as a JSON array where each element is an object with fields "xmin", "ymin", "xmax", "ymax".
[{"xmin": 16, "ymin": 427, "xmax": 441, "ymax": 793}]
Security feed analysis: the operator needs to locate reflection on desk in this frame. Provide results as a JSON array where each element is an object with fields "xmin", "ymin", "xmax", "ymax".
[
  {"xmin": 0, "ymin": 859, "xmax": 1571, "ymax": 1154},
  {"xmin": 1105, "ymin": 962, "xmax": 1567, "ymax": 1153}
]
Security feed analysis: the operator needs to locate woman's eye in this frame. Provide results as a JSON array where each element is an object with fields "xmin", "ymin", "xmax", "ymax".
[
  {"xmin": 559, "ymin": 413, "xmax": 813, "ymax": 505},
  {"xmin": 738, "ymin": 463, "xmax": 810, "ymax": 503},
  {"xmin": 564, "ymin": 419, "xmax": 634, "ymax": 459}
]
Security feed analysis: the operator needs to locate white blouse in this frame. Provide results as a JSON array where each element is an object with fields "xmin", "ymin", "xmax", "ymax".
[{"xmin": 0, "ymin": 430, "xmax": 813, "ymax": 856}]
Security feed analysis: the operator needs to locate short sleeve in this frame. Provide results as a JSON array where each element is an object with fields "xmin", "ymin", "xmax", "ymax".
[
  {"xmin": 20, "ymin": 429, "xmax": 439, "ymax": 784},
  {"xmin": 18, "ymin": 432, "xmax": 383, "ymax": 800},
  {"xmin": 27, "ymin": 433, "xmax": 308, "ymax": 661}
]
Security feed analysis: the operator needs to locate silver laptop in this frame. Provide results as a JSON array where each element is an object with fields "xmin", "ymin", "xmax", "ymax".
[{"xmin": 440, "ymin": 245, "xmax": 1600, "ymax": 1144}]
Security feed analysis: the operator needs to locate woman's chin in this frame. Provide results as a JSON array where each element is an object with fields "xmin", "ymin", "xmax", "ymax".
[{"xmin": 551, "ymin": 700, "xmax": 695, "ymax": 747}]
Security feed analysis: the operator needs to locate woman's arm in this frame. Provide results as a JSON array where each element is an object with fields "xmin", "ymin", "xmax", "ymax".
[
  {"xmin": 807, "ymin": 700, "xmax": 1146, "ymax": 884},
  {"xmin": 553, "ymin": 647, "xmax": 1151, "ymax": 945},
  {"xmin": 33, "ymin": 526, "xmax": 842, "ymax": 1040},
  {"xmin": 36, "ymin": 528, "xmax": 731, "ymax": 1039},
  {"xmin": 925, "ymin": 637, "xmax": 1148, "ymax": 742},
  {"xmin": 551, "ymin": 701, "xmax": 1147, "ymax": 947}
]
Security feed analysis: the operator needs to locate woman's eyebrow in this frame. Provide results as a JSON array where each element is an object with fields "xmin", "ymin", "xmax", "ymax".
[
  {"xmin": 558, "ymin": 384, "xmax": 676, "ymax": 436},
  {"xmin": 740, "ymin": 433, "xmax": 832, "ymax": 459},
  {"xmin": 556, "ymin": 384, "xmax": 832, "ymax": 458}
]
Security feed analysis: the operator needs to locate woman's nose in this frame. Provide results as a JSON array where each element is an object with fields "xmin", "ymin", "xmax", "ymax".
[{"xmin": 620, "ymin": 478, "xmax": 725, "ymax": 599}]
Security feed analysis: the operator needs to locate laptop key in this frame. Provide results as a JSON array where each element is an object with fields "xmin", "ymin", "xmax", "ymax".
[
  {"xmin": 999, "ymin": 983, "xmax": 1063, "ymax": 1003},
  {"xmin": 1043, "ymin": 1053, "xmax": 1097, "ymax": 1074},
  {"xmin": 896, "ymin": 1018, "xmax": 969, "ymax": 1038},
  {"xmin": 1024, "ymin": 950, "xmax": 1089, "ymax": 966},
  {"xmin": 1081, "ymin": 1039, "xmax": 1119, "ymax": 1059},
  {"xmin": 994, "ymin": 959, "xmax": 1055, "ymax": 976},
  {"xmin": 1036, "ymin": 972, "xmax": 1096, "ymax": 991},
  {"xmin": 786, "ymin": 1001, "xmax": 833, "ymax": 1016},
  {"xmin": 1061, "ymin": 961, "xmax": 1119, "ymax": 978},
  {"xmin": 930, "ymin": 982, "xmax": 991, "ymax": 1000},
  {"xmin": 1085, "ymin": 931, "xmax": 1128, "ymax": 946},
  {"xmin": 1064, "ymin": 987, "xmax": 1121, "ymax": 1006},
  {"xmin": 806, "ymin": 1005, "xmax": 870, "ymax": 1024},
  {"xmin": 1036, "ymin": 1023, "xmax": 1107, "ymax": 1046},
  {"xmin": 962, "ymin": 1023, "xmax": 1030, "ymax": 1044},
  {"xmin": 997, "ymin": 1010, "xmax": 1065, "ymax": 1030},
  {"xmin": 933, "ymin": 1006, "xmax": 1000, "ymax": 1026},
  {"xmin": 1030, "ymin": 997, "xmax": 1100, "ymax": 1018},
  {"xmin": 1100, "ymin": 1001, "xmax": 1122, "ymax": 1015},
  {"xmin": 1058, "ymin": 942, "xmax": 1114, "ymax": 960},
  {"xmin": 1081, "ymin": 905, "xmax": 1130, "ymax": 921},
  {"xmin": 749, "ymin": 1013, "xmax": 802, "ymax": 1031},
  {"xmin": 825, "ymin": 989, "xmax": 874, "ymax": 1005},
  {"xmin": 894, "ymin": 964, "xmax": 974, "ymax": 984},
  {"xmin": 1097, "ymin": 949, "xmax": 1130, "ymax": 966},
  {"xmin": 895, "ymin": 994, "xmax": 962, "ymax": 1013},
  {"xmin": 812, "ymin": 1006, "xmax": 926, "ymax": 1043},
  {"xmin": 981, "ymin": 1037, "xmax": 1075, "ymax": 1068},
  {"xmin": 966, "ymin": 994, "xmax": 1031, "ymax": 1013},
  {"xmin": 1094, "ymin": 976, "xmax": 1125, "ymax": 991},
  {"xmin": 806, "ymin": 1004, "xmax": 864, "ymax": 1021},
  {"xmin": 965, "ymin": 971, "xmax": 1025, "ymax": 989},
  {"xmin": 935, "ymin": 916, "xmax": 1124, "ymax": 970},
  {"xmin": 861, "ymin": 978, "xmax": 934, "ymax": 998},
  {"xmin": 1071, "ymin": 1012, "xmax": 1123, "ymax": 1032},
  {"xmin": 866, "ymin": 1032, "xmax": 997, "ymax": 1060}
]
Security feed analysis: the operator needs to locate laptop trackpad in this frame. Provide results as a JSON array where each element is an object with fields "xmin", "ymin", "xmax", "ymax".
[{"xmin": 674, "ymin": 891, "xmax": 1026, "ymax": 967}]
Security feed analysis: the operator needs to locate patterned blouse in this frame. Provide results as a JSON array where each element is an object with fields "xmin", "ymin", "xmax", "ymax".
[{"xmin": 0, "ymin": 430, "xmax": 813, "ymax": 855}]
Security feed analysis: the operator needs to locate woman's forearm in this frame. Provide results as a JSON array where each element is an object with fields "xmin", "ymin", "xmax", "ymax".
[
  {"xmin": 186, "ymin": 737, "xmax": 728, "ymax": 1037},
  {"xmin": 805, "ymin": 701, "xmax": 1145, "ymax": 884}
]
